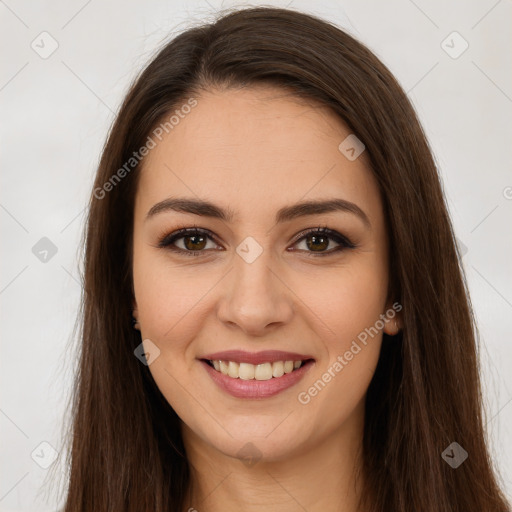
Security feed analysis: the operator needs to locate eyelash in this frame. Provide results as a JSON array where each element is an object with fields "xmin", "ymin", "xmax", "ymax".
[{"xmin": 155, "ymin": 224, "xmax": 356, "ymax": 258}]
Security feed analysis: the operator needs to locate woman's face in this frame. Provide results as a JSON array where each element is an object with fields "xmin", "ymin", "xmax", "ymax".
[{"xmin": 132, "ymin": 85, "xmax": 396, "ymax": 464}]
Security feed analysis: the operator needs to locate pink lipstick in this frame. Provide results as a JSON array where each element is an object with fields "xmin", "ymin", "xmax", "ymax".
[{"xmin": 198, "ymin": 350, "xmax": 315, "ymax": 399}]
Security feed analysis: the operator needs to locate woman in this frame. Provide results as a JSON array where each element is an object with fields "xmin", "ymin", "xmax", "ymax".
[{"xmin": 59, "ymin": 6, "xmax": 510, "ymax": 511}]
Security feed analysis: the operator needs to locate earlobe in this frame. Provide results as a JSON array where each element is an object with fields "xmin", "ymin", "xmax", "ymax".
[
  {"xmin": 383, "ymin": 318, "xmax": 401, "ymax": 336},
  {"xmin": 383, "ymin": 316, "xmax": 401, "ymax": 336},
  {"xmin": 383, "ymin": 299, "xmax": 402, "ymax": 336}
]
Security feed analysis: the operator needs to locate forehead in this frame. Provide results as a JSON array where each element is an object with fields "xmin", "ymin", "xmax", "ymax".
[{"xmin": 135, "ymin": 85, "xmax": 380, "ymax": 223}]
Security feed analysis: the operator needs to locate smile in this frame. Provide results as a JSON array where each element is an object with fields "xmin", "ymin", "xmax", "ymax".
[{"xmin": 199, "ymin": 351, "xmax": 315, "ymax": 399}]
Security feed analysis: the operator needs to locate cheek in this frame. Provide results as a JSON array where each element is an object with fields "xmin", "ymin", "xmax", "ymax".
[
  {"xmin": 291, "ymin": 258, "xmax": 388, "ymax": 346},
  {"xmin": 132, "ymin": 248, "xmax": 219, "ymax": 342}
]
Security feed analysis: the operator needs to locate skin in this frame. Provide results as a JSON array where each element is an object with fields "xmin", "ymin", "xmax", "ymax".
[{"xmin": 132, "ymin": 85, "xmax": 401, "ymax": 512}]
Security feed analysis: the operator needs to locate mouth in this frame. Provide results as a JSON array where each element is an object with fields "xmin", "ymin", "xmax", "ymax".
[{"xmin": 199, "ymin": 352, "xmax": 315, "ymax": 399}]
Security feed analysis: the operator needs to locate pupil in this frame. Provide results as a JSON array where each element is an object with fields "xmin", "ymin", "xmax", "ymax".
[{"xmin": 307, "ymin": 234, "xmax": 328, "ymax": 251}]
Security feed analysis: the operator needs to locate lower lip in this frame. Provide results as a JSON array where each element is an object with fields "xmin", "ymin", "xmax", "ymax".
[{"xmin": 200, "ymin": 359, "xmax": 315, "ymax": 399}]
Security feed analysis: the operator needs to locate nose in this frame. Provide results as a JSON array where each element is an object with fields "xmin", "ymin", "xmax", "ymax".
[{"xmin": 216, "ymin": 246, "xmax": 294, "ymax": 336}]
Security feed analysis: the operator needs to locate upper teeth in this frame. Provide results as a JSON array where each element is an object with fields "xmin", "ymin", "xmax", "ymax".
[{"xmin": 211, "ymin": 360, "xmax": 303, "ymax": 380}]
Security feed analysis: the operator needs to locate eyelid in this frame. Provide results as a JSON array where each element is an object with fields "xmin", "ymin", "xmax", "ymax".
[{"xmin": 155, "ymin": 225, "xmax": 222, "ymax": 251}]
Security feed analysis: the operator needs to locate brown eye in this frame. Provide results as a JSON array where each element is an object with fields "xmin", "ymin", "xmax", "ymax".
[
  {"xmin": 291, "ymin": 227, "xmax": 355, "ymax": 256},
  {"xmin": 157, "ymin": 228, "xmax": 221, "ymax": 255}
]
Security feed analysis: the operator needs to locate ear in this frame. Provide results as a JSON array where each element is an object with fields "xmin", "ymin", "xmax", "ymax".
[{"xmin": 132, "ymin": 300, "xmax": 141, "ymax": 331}]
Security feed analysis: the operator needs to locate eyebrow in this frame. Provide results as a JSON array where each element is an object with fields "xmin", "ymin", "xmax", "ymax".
[{"xmin": 145, "ymin": 197, "xmax": 371, "ymax": 228}]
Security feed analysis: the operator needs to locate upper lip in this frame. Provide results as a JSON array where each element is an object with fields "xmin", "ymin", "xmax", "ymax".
[{"xmin": 200, "ymin": 350, "xmax": 315, "ymax": 365}]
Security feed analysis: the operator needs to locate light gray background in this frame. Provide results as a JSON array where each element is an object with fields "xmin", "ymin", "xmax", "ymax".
[{"xmin": 1, "ymin": 0, "xmax": 511, "ymax": 510}]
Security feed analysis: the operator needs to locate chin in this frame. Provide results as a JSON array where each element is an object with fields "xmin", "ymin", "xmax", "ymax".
[{"xmin": 187, "ymin": 414, "xmax": 315, "ymax": 465}]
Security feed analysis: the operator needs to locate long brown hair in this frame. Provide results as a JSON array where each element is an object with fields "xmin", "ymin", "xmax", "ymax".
[{"xmin": 55, "ymin": 6, "xmax": 510, "ymax": 511}]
